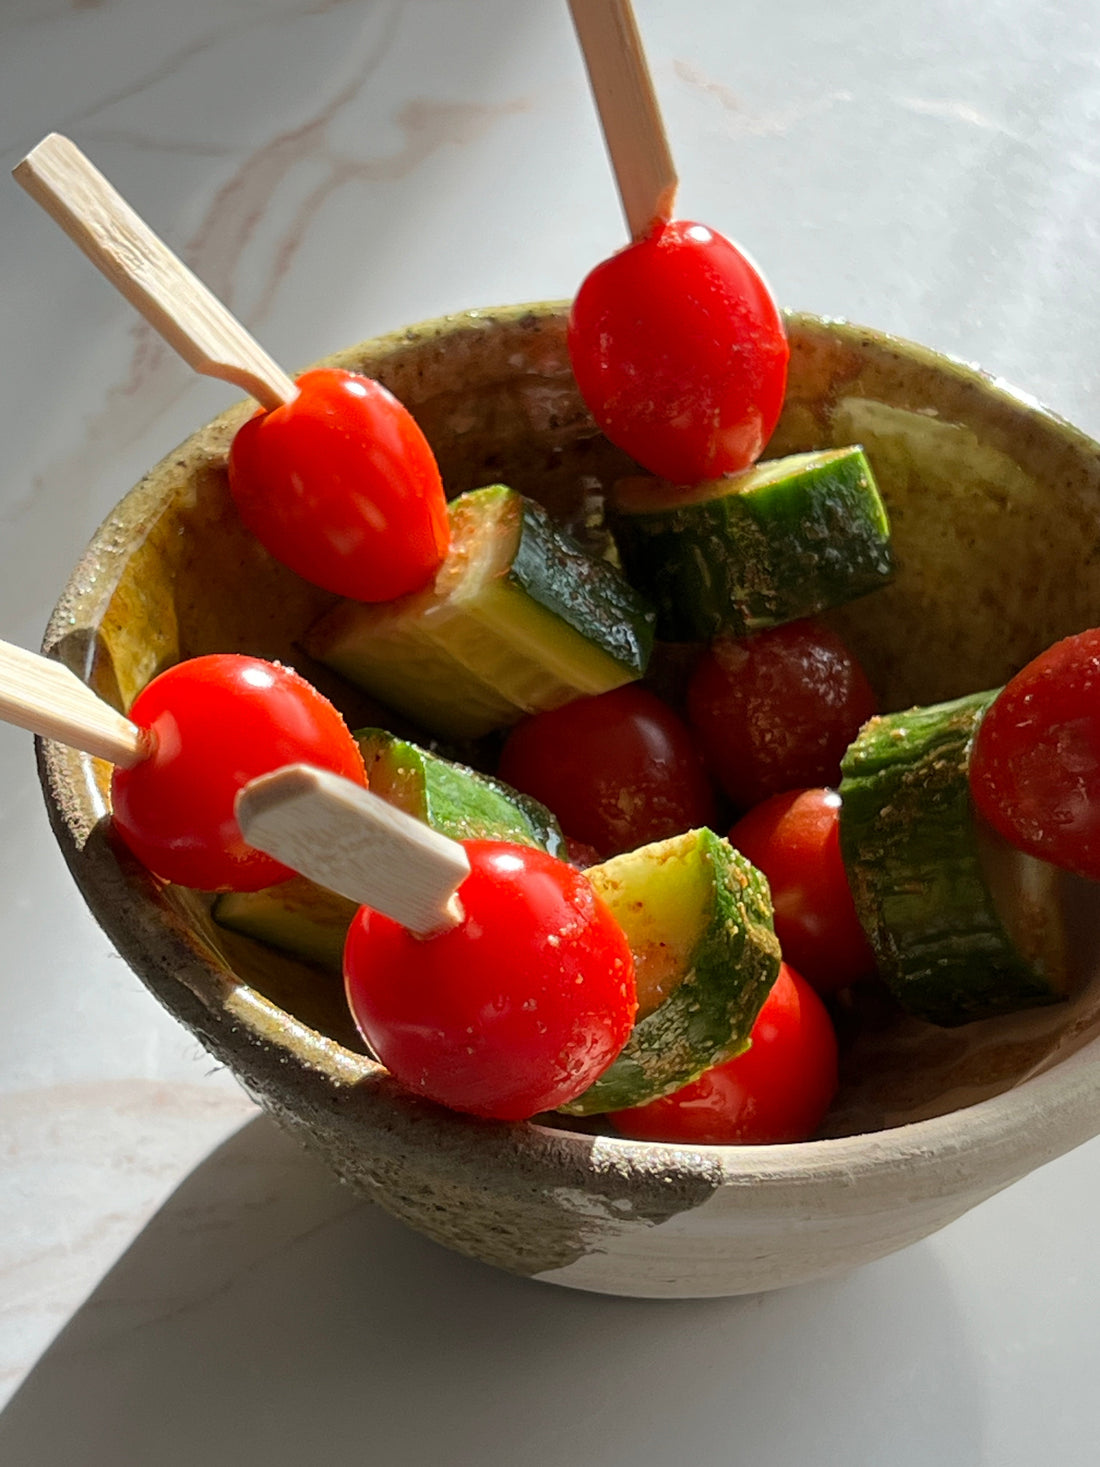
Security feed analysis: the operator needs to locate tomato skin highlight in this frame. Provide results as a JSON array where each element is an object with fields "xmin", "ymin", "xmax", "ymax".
[
  {"xmin": 728, "ymin": 789, "xmax": 876, "ymax": 995},
  {"xmin": 970, "ymin": 629, "xmax": 1100, "ymax": 881},
  {"xmin": 568, "ymin": 219, "xmax": 789, "ymax": 485},
  {"xmin": 228, "ymin": 367, "xmax": 450, "ymax": 602},
  {"xmin": 496, "ymin": 684, "xmax": 718, "ymax": 860},
  {"xmin": 686, "ymin": 619, "xmax": 877, "ymax": 811},
  {"xmin": 608, "ymin": 963, "xmax": 838, "ymax": 1145},
  {"xmin": 343, "ymin": 841, "xmax": 637, "ymax": 1121},
  {"xmin": 110, "ymin": 654, "xmax": 367, "ymax": 892}
]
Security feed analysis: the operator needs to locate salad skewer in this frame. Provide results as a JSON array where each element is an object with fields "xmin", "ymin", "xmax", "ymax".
[
  {"xmin": 238, "ymin": 764, "xmax": 638, "ymax": 1121},
  {"xmin": 14, "ymin": 134, "xmax": 450, "ymax": 604},
  {"xmin": 0, "ymin": 637, "xmax": 636, "ymax": 1119},
  {"xmin": 566, "ymin": 0, "xmax": 789, "ymax": 485}
]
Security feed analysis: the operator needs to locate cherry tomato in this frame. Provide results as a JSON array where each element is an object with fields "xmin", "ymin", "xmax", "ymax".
[
  {"xmin": 111, "ymin": 654, "xmax": 366, "ymax": 892},
  {"xmin": 496, "ymin": 685, "xmax": 718, "ymax": 859},
  {"xmin": 568, "ymin": 219, "xmax": 789, "ymax": 484},
  {"xmin": 608, "ymin": 963, "xmax": 838, "ymax": 1145},
  {"xmin": 228, "ymin": 367, "xmax": 450, "ymax": 602},
  {"xmin": 728, "ymin": 789, "xmax": 876, "ymax": 994},
  {"xmin": 343, "ymin": 840, "xmax": 636, "ymax": 1120},
  {"xmin": 686, "ymin": 619, "xmax": 877, "ymax": 811},
  {"xmin": 970, "ymin": 629, "xmax": 1100, "ymax": 881}
]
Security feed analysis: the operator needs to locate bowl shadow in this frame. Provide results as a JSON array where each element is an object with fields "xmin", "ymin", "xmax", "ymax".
[{"xmin": 0, "ymin": 1112, "xmax": 985, "ymax": 1467}]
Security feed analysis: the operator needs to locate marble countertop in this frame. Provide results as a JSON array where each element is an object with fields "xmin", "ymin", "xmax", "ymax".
[{"xmin": 3, "ymin": 2, "xmax": 1100, "ymax": 1462}]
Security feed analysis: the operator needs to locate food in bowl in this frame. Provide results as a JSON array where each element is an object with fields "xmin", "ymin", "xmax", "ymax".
[
  {"xmin": 59, "ymin": 318, "xmax": 1089, "ymax": 1133},
  {"xmin": 38, "ymin": 307, "xmax": 1100, "ymax": 1298}
]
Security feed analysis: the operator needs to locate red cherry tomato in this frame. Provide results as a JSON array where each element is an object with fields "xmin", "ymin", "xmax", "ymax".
[
  {"xmin": 343, "ymin": 840, "xmax": 636, "ymax": 1120},
  {"xmin": 496, "ymin": 685, "xmax": 717, "ymax": 859},
  {"xmin": 111, "ymin": 654, "xmax": 366, "ymax": 892},
  {"xmin": 228, "ymin": 367, "xmax": 450, "ymax": 602},
  {"xmin": 568, "ymin": 219, "xmax": 789, "ymax": 484},
  {"xmin": 970, "ymin": 629, "xmax": 1100, "ymax": 881},
  {"xmin": 728, "ymin": 789, "xmax": 876, "ymax": 994},
  {"xmin": 686, "ymin": 619, "xmax": 877, "ymax": 811},
  {"xmin": 608, "ymin": 963, "xmax": 838, "ymax": 1145}
]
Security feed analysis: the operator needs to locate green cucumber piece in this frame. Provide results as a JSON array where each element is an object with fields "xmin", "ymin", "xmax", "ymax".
[
  {"xmin": 212, "ymin": 731, "xmax": 565, "ymax": 970},
  {"xmin": 557, "ymin": 827, "xmax": 781, "ymax": 1116},
  {"xmin": 212, "ymin": 877, "xmax": 357, "ymax": 973},
  {"xmin": 838, "ymin": 691, "xmax": 1070, "ymax": 1026},
  {"xmin": 355, "ymin": 727, "xmax": 566, "ymax": 857},
  {"xmin": 610, "ymin": 446, "xmax": 893, "ymax": 641},
  {"xmin": 306, "ymin": 484, "xmax": 656, "ymax": 739}
]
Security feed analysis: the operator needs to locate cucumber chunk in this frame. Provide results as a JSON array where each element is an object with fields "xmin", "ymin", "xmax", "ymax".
[
  {"xmin": 356, "ymin": 728, "xmax": 566, "ymax": 858},
  {"xmin": 306, "ymin": 484, "xmax": 656, "ymax": 739},
  {"xmin": 839, "ymin": 691, "xmax": 1071, "ymax": 1026},
  {"xmin": 610, "ymin": 445, "xmax": 893, "ymax": 641},
  {"xmin": 212, "ymin": 877, "xmax": 357, "ymax": 974},
  {"xmin": 557, "ymin": 827, "xmax": 781, "ymax": 1115},
  {"xmin": 212, "ymin": 730, "xmax": 566, "ymax": 970}
]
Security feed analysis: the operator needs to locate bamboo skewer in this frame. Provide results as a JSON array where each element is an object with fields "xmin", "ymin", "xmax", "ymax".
[
  {"xmin": 236, "ymin": 765, "xmax": 470, "ymax": 938},
  {"xmin": 0, "ymin": 639, "xmax": 149, "ymax": 767},
  {"xmin": 567, "ymin": 0, "xmax": 678, "ymax": 239},
  {"xmin": 13, "ymin": 133, "xmax": 297, "ymax": 411}
]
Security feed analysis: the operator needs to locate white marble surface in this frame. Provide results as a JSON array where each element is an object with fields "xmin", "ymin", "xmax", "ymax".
[{"xmin": 3, "ymin": 1, "xmax": 1100, "ymax": 1461}]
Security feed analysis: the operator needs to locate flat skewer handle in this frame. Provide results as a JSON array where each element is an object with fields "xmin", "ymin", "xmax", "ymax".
[
  {"xmin": 13, "ymin": 134, "xmax": 297, "ymax": 411},
  {"xmin": 0, "ymin": 639, "xmax": 148, "ymax": 767},
  {"xmin": 568, "ymin": 0, "xmax": 679, "ymax": 239},
  {"xmin": 236, "ymin": 764, "xmax": 471, "ymax": 939}
]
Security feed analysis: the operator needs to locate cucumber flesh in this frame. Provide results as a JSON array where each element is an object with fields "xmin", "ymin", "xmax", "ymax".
[
  {"xmin": 610, "ymin": 445, "xmax": 893, "ymax": 641},
  {"xmin": 557, "ymin": 827, "xmax": 780, "ymax": 1115},
  {"xmin": 212, "ymin": 877, "xmax": 357, "ymax": 973},
  {"xmin": 306, "ymin": 484, "xmax": 655, "ymax": 739},
  {"xmin": 839, "ymin": 691, "xmax": 1071, "ymax": 1026}
]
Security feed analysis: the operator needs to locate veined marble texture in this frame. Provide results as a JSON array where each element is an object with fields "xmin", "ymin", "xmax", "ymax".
[{"xmin": 3, "ymin": 1, "xmax": 1100, "ymax": 1463}]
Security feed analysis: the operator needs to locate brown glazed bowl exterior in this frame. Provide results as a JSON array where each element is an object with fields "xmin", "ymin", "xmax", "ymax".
[{"xmin": 39, "ymin": 306, "xmax": 1100, "ymax": 1297}]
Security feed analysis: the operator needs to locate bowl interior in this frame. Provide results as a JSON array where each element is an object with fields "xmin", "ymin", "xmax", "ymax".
[{"xmin": 40, "ymin": 305, "xmax": 1100, "ymax": 1141}]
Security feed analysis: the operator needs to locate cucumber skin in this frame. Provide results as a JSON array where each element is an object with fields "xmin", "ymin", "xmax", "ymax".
[
  {"xmin": 839, "ymin": 691, "xmax": 1064, "ymax": 1026},
  {"xmin": 512, "ymin": 495, "xmax": 655, "ymax": 677},
  {"xmin": 558, "ymin": 830, "xmax": 781, "ymax": 1115},
  {"xmin": 213, "ymin": 735, "xmax": 566, "ymax": 972},
  {"xmin": 355, "ymin": 728, "xmax": 566, "ymax": 858},
  {"xmin": 611, "ymin": 449, "xmax": 893, "ymax": 641}
]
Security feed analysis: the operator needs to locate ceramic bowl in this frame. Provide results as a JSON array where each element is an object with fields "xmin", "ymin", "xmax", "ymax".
[{"xmin": 39, "ymin": 305, "xmax": 1100, "ymax": 1298}]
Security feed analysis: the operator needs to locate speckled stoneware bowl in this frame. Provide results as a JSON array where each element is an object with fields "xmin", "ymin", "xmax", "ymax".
[{"xmin": 40, "ymin": 306, "xmax": 1100, "ymax": 1298}]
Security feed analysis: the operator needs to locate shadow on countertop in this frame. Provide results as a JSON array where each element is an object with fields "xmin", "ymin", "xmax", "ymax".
[{"xmin": 0, "ymin": 1110, "xmax": 983, "ymax": 1467}]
